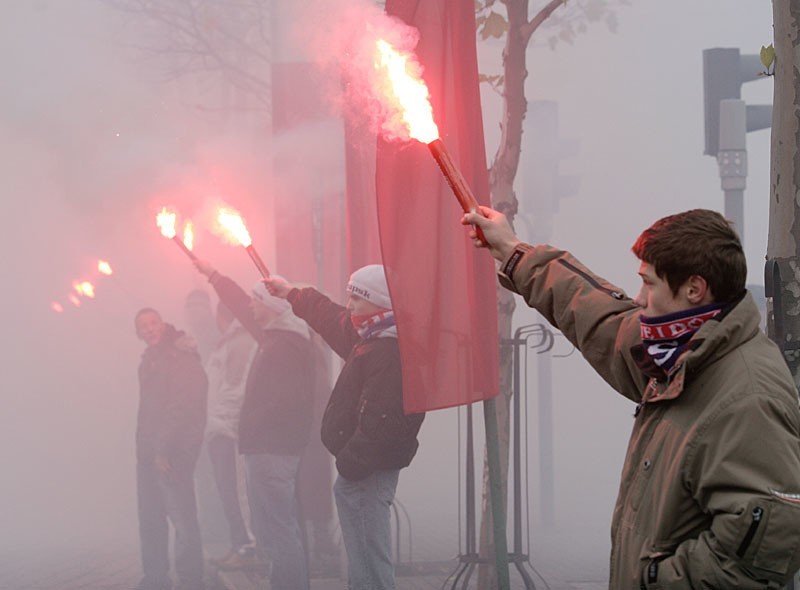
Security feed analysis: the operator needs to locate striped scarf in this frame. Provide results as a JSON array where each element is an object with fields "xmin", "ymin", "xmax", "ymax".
[
  {"xmin": 350, "ymin": 309, "xmax": 397, "ymax": 340},
  {"xmin": 639, "ymin": 303, "xmax": 724, "ymax": 374}
]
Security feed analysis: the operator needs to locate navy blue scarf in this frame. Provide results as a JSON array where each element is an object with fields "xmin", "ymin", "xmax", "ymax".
[{"xmin": 639, "ymin": 303, "xmax": 724, "ymax": 374}]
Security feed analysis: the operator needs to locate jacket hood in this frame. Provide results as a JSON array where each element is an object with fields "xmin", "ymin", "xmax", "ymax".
[
  {"xmin": 263, "ymin": 308, "xmax": 310, "ymax": 340},
  {"xmin": 681, "ymin": 291, "xmax": 761, "ymax": 376}
]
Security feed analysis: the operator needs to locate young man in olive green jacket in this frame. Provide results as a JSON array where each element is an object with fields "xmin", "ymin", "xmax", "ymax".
[{"xmin": 465, "ymin": 207, "xmax": 800, "ymax": 589}]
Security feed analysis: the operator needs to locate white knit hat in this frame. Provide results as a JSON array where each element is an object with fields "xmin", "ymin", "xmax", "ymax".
[
  {"xmin": 252, "ymin": 279, "xmax": 290, "ymax": 313},
  {"xmin": 347, "ymin": 264, "xmax": 392, "ymax": 310}
]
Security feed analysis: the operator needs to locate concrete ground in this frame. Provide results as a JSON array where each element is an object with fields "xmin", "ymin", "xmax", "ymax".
[{"xmin": 0, "ymin": 541, "xmax": 607, "ymax": 590}]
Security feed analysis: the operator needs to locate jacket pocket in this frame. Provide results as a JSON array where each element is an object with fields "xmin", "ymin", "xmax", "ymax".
[
  {"xmin": 358, "ymin": 398, "xmax": 412, "ymax": 442},
  {"xmin": 739, "ymin": 497, "xmax": 800, "ymax": 576}
]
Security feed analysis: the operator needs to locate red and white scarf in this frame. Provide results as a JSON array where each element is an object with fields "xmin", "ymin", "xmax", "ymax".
[{"xmin": 350, "ymin": 309, "xmax": 397, "ymax": 340}]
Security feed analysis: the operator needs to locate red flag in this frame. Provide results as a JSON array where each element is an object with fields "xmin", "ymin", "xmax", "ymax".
[{"xmin": 377, "ymin": 0, "xmax": 499, "ymax": 413}]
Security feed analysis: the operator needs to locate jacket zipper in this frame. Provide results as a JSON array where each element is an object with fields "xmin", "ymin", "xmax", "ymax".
[
  {"xmin": 735, "ymin": 506, "xmax": 764, "ymax": 557},
  {"xmin": 557, "ymin": 259, "xmax": 626, "ymax": 300}
]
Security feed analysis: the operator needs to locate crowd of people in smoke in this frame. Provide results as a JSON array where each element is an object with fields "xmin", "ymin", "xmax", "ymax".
[
  {"xmin": 132, "ymin": 262, "xmax": 425, "ymax": 590},
  {"xmin": 132, "ymin": 202, "xmax": 800, "ymax": 590}
]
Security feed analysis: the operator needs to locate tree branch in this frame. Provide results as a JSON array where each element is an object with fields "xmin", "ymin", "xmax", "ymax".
[{"xmin": 520, "ymin": 0, "xmax": 568, "ymax": 44}]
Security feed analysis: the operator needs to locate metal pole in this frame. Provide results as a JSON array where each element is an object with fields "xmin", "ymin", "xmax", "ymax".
[
  {"xmin": 466, "ymin": 405, "xmax": 476, "ymax": 555},
  {"xmin": 718, "ymin": 98, "xmax": 747, "ymax": 243},
  {"xmin": 537, "ymin": 348, "xmax": 555, "ymax": 528},
  {"xmin": 513, "ymin": 336, "xmax": 523, "ymax": 553},
  {"xmin": 483, "ymin": 397, "xmax": 510, "ymax": 590}
]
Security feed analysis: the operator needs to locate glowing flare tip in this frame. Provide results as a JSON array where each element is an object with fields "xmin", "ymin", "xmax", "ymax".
[
  {"xmin": 183, "ymin": 221, "xmax": 194, "ymax": 251},
  {"xmin": 216, "ymin": 207, "xmax": 252, "ymax": 247},
  {"xmin": 73, "ymin": 280, "xmax": 96, "ymax": 298},
  {"xmin": 375, "ymin": 39, "xmax": 439, "ymax": 144},
  {"xmin": 156, "ymin": 207, "xmax": 177, "ymax": 239},
  {"xmin": 97, "ymin": 260, "xmax": 113, "ymax": 275}
]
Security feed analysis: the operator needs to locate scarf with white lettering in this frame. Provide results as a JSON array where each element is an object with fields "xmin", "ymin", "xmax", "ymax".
[
  {"xmin": 350, "ymin": 309, "xmax": 397, "ymax": 340},
  {"xmin": 639, "ymin": 303, "xmax": 724, "ymax": 373}
]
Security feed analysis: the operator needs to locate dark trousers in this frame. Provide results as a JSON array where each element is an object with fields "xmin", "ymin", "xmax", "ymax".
[
  {"xmin": 207, "ymin": 435, "xmax": 250, "ymax": 548},
  {"xmin": 137, "ymin": 461, "xmax": 204, "ymax": 589}
]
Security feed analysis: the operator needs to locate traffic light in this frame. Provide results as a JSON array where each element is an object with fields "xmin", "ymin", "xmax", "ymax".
[
  {"xmin": 702, "ymin": 47, "xmax": 771, "ymax": 157},
  {"xmin": 520, "ymin": 100, "xmax": 579, "ymax": 243}
]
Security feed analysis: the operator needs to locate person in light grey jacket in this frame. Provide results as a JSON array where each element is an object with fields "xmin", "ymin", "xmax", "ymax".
[{"xmin": 204, "ymin": 301, "xmax": 256, "ymax": 567}]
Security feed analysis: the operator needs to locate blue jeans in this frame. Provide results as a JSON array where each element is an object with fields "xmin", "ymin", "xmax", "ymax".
[
  {"xmin": 334, "ymin": 469, "xmax": 400, "ymax": 590},
  {"xmin": 136, "ymin": 462, "xmax": 204, "ymax": 590},
  {"xmin": 244, "ymin": 453, "xmax": 309, "ymax": 590}
]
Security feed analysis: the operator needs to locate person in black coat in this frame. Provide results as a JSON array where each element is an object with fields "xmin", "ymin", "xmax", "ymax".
[
  {"xmin": 134, "ymin": 308, "xmax": 207, "ymax": 590},
  {"xmin": 263, "ymin": 265, "xmax": 424, "ymax": 590}
]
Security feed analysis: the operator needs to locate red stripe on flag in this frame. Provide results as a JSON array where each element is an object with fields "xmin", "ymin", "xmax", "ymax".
[{"xmin": 378, "ymin": 0, "xmax": 499, "ymax": 413}]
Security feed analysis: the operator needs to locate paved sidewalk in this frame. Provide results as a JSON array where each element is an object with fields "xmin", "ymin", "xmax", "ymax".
[{"xmin": 0, "ymin": 544, "xmax": 607, "ymax": 590}]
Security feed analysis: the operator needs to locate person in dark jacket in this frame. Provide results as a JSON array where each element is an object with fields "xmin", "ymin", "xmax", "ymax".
[
  {"xmin": 194, "ymin": 261, "xmax": 314, "ymax": 590},
  {"xmin": 134, "ymin": 308, "xmax": 208, "ymax": 590},
  {"xmin": 263, "ymin": 264, "xmax": 425, "ymax": 590}
]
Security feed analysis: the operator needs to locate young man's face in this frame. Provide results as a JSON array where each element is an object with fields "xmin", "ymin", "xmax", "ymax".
[
  {"xmin": 634, "ymin": 262, "xmax": 689, "ymax": 317},
  {"xmin": 135, "ymin": 311, "xmax": 165, "ymax": 347}
]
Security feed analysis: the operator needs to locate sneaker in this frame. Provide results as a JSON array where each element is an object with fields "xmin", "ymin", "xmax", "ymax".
[
  {"xmin": 216, "ymin": 545, "xmax": 260, "ymax": 571},
  {"xmin": 207, "ymin": 550, "xmax": 236, "ymax": 566}
]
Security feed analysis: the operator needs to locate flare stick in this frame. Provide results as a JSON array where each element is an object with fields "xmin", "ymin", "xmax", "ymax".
[
  {"xmin": 171, "ymin": 236, "xmax": 198, "ymax": 262},
  {"xmin": 245, "ymin": 245, "xmax": 271, "ymax": 278},
  {"xmin": 427, "ymin": 139, "xmax": 486, "ymax": 244}
]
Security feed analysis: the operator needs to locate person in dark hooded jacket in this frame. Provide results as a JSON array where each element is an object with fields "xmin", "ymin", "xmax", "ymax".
[{"xmin": 134, "ymin": 308, "xmax": 208, "ymax": 590}]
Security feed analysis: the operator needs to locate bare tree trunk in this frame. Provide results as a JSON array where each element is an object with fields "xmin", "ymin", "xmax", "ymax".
[
  {"xmin": 477, "ymin": 2, "xmax": 565, "ymax": 588},
  {"xmin": 767, "ymin": 0, "xmax": 800, "ymax": 381}
]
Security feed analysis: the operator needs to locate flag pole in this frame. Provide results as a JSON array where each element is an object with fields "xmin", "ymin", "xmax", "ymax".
[{"xmin": 483, "ymin": 397, "xmax": 511, "ymax": 589}]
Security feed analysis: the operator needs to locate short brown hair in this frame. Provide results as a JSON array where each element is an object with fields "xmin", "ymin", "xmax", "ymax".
[{"xmin": 631, "ymin": 209, "xmax": 746, "ymax": 303}]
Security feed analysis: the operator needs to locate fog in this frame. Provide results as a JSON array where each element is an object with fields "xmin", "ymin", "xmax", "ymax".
[{"xmin": 0, "ymin": 0, "xmax": 775, "ymax": 584}]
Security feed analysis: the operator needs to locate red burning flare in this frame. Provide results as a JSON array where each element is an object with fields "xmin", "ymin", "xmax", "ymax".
[
  {"xmin": 375, "ymin": 39, "xmax": 439, "ymax": 143},
  {"xmin": 156, "ymin": 207, "xmax": 198, "ymax": 261},
  {"xmin": 156, "ymin": 207, "xmax": 178, "ymax": 239},
  {"xmin": 373, "ymin": 38, "xmax": 485, "ymax": 242},
  {"xmin": 72, "ymin": 280, "xmax": 96, "ymax": 299},
  {"xmin": 215, "ymin": 206, "xmax": 270, "ymax": 278},
  {"xmin": 97, "ymin": 260, "xmax": 113, "ymax": 276},
  {"xmin": 183, "ymin": 221, "xmax": 195, "ymax": 251},
  {"xmin": 216, "ymin": 207, "xmax": 253, "ymax": 247}
]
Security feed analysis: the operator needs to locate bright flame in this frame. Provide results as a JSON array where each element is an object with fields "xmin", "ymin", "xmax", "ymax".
[
  {"xmin": 183, "ymin": 221, "xmax": 194, "ymax": 251},
  {"xmin": 375, "ymin": 39, "xmax": 439, "ymax": 143},
  {"xmin": 156, "ymin": 207, "xmax": 177, "ymax": 239},
  {"xmin": 80, "ymin": 281, "xmax": 95, "ymax": 298},
  {"xmin": 73, "ymin": 280, "xmax": 96, "ymax": 298},
  {"xmin": 97, "ymin": 260, "xmax": 113, "ymax": 275},
  {"xmin": 216, "ymin": 207, "xmax": 252, "ymax": 247},
  {"xmin": 51, "ymin": 302, "xmax": 64, "ymax": 313},
  {"xmin": 68, "ymin": 293, "xmax": 81, "ymax": 307}
]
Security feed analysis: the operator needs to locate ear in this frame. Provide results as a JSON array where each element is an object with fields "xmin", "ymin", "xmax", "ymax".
[{"xmin": 684, "ymin": 275, "xmax": 713, "ymax": 306}]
